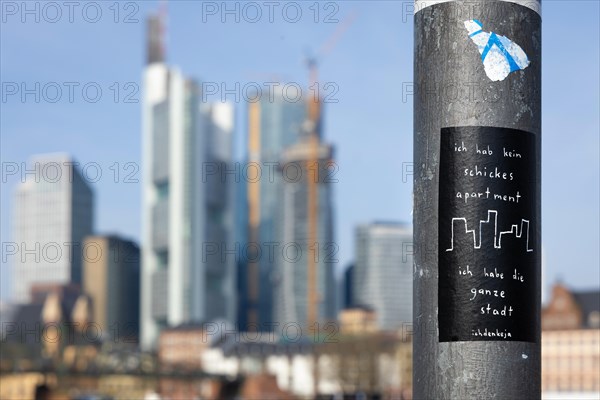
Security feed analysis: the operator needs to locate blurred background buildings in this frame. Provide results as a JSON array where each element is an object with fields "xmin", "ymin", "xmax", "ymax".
[
  {"xmin": 541, "ymin": 284, "xmax": 600, "ymax": 398},
  {"xmin": 12, "ymin": 154, "xmax": 94, "ymax": 304},
  {"xmin": 83, "ymin": 235, "xmax": 140, "ymax": 341},
  {"xmin": 242, "ymin": 88, "xmax": 309, "ymax": 331},
  {"xmin": 140, "ymin": 14, "xmax": 236, "ymax": 348},
  {"xmin": 354, "ymin": 222, "xmax": 412, "ymax": 331},
  {"xmin": 273, "ymin": 140, "xmax": 337, "ymax": 331}
]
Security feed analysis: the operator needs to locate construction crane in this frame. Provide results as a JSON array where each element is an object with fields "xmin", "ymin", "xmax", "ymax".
[
  {"xmin": 303, "ymin": 11, "xmax": 357, "ymax": 140},
  {"xmin": 305, "ymin": 12, "xmax": 357, "ymax": 333}
]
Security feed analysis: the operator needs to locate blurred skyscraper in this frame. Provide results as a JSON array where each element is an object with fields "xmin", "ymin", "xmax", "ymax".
[
  {"xmin": 83, "ymin": 235, "xmax": 140, "ymax": 341},
  {"xmin": 141, "ymin": 14, "xmax": 235, "ymax": 349},
  {"xmin": 235, "ymin": 175, "xmax": 249, "ymax": 330},
  {"xmin": 12, "ymin": 154, "xmax": 94, "ymax": 303},
  {"xmin": 353, "ymin": 222, "xmax": 412, "ymax": 330},
  {"xmin": 243, "ymin": 89, "xmax": 309, "ymax": 329},
  {"xmin": 342, "ymin": 263, "xmax": 354, "ymax": 309},
  {"xmin": 272, "ymin": 140, "xmax": 336, "ymax": 328}
]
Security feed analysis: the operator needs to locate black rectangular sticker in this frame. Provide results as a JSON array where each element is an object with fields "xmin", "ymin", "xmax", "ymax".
[{"xmin": 439, "ymin": 126, "xmax": 538, "ymax": 342}]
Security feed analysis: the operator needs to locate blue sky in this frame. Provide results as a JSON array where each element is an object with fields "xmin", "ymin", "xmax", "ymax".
[{"xmin": 1, "ymin": 1, "xmax": 599, "ymax": 301}]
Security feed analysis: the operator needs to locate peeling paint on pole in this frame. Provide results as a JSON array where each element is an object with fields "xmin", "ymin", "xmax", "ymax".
[{"xmin": 413, "ymin": 1, "xmax": 541, "ymax": 399}]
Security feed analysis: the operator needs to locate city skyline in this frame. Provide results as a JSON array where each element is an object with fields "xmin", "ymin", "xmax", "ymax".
[{"xmin": 2, "ymin": 1, "xmax": 599, "ymax": 302}]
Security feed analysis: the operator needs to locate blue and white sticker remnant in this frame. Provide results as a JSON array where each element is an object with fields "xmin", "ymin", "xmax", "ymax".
[{"xmin": 464, "ymin": 20, "xmax": 530, "ymax": 82}]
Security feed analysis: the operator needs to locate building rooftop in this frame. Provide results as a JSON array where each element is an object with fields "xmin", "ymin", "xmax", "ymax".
[
  {"xmin": 542, "ymin": 284, "xmax": 600, "ymax": 331},
  {"xmin": 572, "ymin": 289, "xmax": 600, "ymax": 328},
  {"xmin": 342, "ymin": 304, "xmax": 375, "ymax": 313}
]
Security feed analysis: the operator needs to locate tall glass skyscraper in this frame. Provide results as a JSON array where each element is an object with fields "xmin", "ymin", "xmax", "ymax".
[
  {"xmin": 243, "ymin": 89, "xmax": 309, "ymax": 330},
  {"xmin": 140, "ymin": 15, "xmax": 235, "ymax": 349},
  {"xmin": 12, "ymin": 154, "xmax": 94, "ymax": 303},
  {"xmin": 354, "ymin": 222, "xmax": 413, "ymax": 331},
  {"xmin": 273, "ymin": 139, "xmax": 336, "ymax": 329}
]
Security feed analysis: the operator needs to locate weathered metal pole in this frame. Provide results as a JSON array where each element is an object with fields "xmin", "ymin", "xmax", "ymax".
[{"xmin": 413, "ymin": 1, "xmax": 541, "ymax": 398}]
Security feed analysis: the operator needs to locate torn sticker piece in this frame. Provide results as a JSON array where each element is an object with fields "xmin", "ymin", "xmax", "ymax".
[{"xmin": 464, "ymin": 20, "xmax": 530, "ymax": 82}]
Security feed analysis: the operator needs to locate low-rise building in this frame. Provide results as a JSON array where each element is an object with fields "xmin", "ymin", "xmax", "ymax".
[
  {"xmin": 158, "ymin": 324, "xmax": 211, "ymax": 370},
  {"xmin": 339, "ymin": 306, "xmax": 377, "ymax": 334},
  {"xmin": 542, "ymin": 283, "xmax": 600, "ymax": 397},
  {"xmin": 201, "ymin": 330, "xmax": 412, "ymax": 398},
  {"xmin": 2, "ymin": 283, "xmax": 97, "ymax": 368}
]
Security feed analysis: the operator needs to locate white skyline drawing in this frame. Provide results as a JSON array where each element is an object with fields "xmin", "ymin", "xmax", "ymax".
[{"xmin": 446, "ymin": 210, "xmax": 533, "ymax": 252}]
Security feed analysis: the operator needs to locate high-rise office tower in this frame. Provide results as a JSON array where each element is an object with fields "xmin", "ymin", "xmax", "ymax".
[
  {"xmin": 272, "ymin": 140, "xmax": 336, "ymax": 328},
  {"xmin": 342, "ymin": 263, "xmax": 355, "ymax": 309},
  {"xmin": 83, "ymin": 235, "xmax": 140, "ymax": 341},
  {"xmin": 244, "ymin": 89, "xmax": 309, "ymax": 329},
  {"xmin": 235, "ymin": 175, "xmax": 249, "ymax": 330},
  {"xmin": 12, "ymin": 154, "xmax": 94, "ymax": 303},
  {"xmin": 141, "ymin": 14, "xmax": 235, "ymax": 349},
  {"xmin": 353, "ymin": 222, "xmax": 413, "ymax": 331}
]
